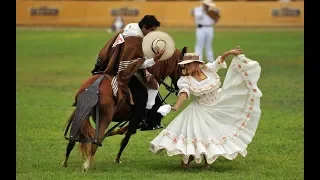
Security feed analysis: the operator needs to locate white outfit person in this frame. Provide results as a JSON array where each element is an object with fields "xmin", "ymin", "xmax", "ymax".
[
  {"xmin": 150, "ymin": 54, "xmax": 262, "ymax": 164},
  {"xmin": 193, "ymin": 5, "xmax": 217, "ymax": 63},
  {"xmin": 114, "ymin": 16, "xmax": 124, "ymax": 32}
]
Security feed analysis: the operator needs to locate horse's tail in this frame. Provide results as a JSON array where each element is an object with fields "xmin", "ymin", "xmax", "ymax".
[
  {"xmin": 66, "ymin": 109, "xmax": 95, "ymax": 157},
  {"xmin": 70, "ymin": 74, "xmax": 106, "ymax": 157},
  {"xmin": 79, "ymin": 116, "xmax": 95, "ymax": 157}
]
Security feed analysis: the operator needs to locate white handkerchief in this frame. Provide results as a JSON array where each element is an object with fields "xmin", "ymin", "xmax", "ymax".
[{"xmin": 157, "ymin": 104, "xmax": 172, "ymax": 116}]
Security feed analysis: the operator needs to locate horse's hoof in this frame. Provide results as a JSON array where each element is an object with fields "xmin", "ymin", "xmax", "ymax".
[
  {"xmin": 82, "ymin": 163, "xmax": 89, "ymax": 172},
  {"xmin": 82, "ymin": 166, "xmax": 89, "ymax": 173},
  {"xmin": 114, "ymin": 157, "xmax": 122, "ymax": 164},
  {"xmin": 61, "ymin": 160, "xmax": 68, "ymax": 167}
]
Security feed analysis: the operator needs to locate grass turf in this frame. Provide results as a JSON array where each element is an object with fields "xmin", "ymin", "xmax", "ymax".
[{"xmin": 16, "ymin": 27, "xmax": 303, "ymax": 180}]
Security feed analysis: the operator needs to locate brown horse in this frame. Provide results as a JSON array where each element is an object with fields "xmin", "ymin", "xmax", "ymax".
[{"xmin": 61, "ymin": 47, "xmax": 187, "ymax": 172}]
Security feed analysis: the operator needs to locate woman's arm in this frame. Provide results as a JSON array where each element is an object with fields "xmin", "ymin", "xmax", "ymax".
[
  {"xmin": 171, "ymin": 92, "xmax": 188, "ymax": 111},
  {"xmin": 220, "ymin": 51, "xmax": 232, "ymax": 63},
  {"xmin": 220, "ymin": 47, "xmax": 243, "ymax": 63}
]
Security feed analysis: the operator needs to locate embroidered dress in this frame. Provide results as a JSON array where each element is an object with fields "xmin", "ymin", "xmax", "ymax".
[{"xmin": 149, "ymin": 54, "xmax": 262, "ymax": 164}]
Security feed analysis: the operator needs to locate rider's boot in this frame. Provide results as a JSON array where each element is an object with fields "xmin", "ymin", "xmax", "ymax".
[{"xmin": 140, "ymin": 109, "xmax": 155, "ymax": 131}]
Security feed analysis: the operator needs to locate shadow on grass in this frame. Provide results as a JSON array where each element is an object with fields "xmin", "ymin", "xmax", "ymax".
[{"xmin": 80, "ymin": 156, "xmax": 241, "ymax": 174}]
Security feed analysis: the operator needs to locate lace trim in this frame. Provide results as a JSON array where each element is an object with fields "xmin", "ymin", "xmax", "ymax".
[
  {"xmin": 150, "ymin": 144, "xmax": 221, "ymax": 164},
  {"xmin": 187, "ymin": 57, "xmax": 227, "ymax": 96},
  {"xmin": 194, "ymin": 89, "xmax": 220, "ymax": 106},
  {"xmin": 150, "ymin": 132, "xmax": 247, "ymax": 164},
  {"xmin": 187, "ymin": 72, "xmax": 221, "ymax": 96},
  {"xmin": 217, "ymin": 56, "xmax": 258, "ymax": 144}
]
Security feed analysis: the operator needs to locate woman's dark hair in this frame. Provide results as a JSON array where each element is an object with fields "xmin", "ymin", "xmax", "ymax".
[{"xmin": 138, "ymin": 15, "xmax": 161, "ymax": 29}]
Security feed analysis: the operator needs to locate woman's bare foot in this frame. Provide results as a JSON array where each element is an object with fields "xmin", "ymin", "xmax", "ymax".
[
  {"xmin": 203, "ymin": 155, "xmax": 210, "ymax": 169},
  {"xmin": 180, "ymin": 156, "xmax": 194, "ymax": 168},
  {"xmin": 180, "ymin": 161, "xmax": 190, "ymax": 168}
]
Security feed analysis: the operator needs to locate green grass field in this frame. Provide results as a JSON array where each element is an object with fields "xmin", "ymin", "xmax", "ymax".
[{"xmin": 16, "ymin": 27, "xmax": 304, "ymax": 180}]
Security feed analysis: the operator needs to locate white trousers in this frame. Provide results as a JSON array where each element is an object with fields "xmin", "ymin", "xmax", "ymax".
[
  {"xmin": 146, "ymin": 83, "xmax": 159, "ymax": 110},
  {"xmin": 195, "ymin": 27, "xmax": 215, "ymax": 63}
]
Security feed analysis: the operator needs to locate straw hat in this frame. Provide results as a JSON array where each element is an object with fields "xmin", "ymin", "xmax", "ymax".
[
  {"xmin": 142, "ymin": 31, "xmax": 175, "ymax": 61},
  {"xmin": 178, "ymin": 53, "xmax": 205, "ymax": 65},
  {"xmin": 202, "ymin": 0, "xmax": 216, "ymax": 8}
]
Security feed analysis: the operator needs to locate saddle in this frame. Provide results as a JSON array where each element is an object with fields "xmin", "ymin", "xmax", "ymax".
[
  {"xmin": 74, "ymin": 71, "xmax": 132, "ymax": 123},
  {"xmin": 89, "ymin": 71, "xmax": 157, "ymax": 123}
]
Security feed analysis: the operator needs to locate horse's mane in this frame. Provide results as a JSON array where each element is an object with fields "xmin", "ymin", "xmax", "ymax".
[{"xmin": 147, "ymin": 49, "xmax": 182, "ymax": 81}]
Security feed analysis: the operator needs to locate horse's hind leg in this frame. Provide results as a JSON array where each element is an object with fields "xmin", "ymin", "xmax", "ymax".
[
  {"xmin": 114, "ymin": 131, "xmax": 132, "ymax": 163},
  {"xmin": 82, "ymin": 104, "xmax": 114, "ymax": 172},
  {"xmin": 62, "ymin": 110, "xmax": 76, "ymax": 167},
  {"xmin": 62, "ymin": 140, "xmax": 76, "ymax": 167}
]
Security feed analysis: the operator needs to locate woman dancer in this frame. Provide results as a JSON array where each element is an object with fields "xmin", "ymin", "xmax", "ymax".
[{"xmin": 150, "ymin": 47, "xmax": 262, "ymax": 168}]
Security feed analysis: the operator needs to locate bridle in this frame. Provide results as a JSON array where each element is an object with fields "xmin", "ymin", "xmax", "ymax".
[
  {"xmin": 153, "ymin": 62, "xmax": 181, "ymax": 105},
  {"xmin": 155, "ymin": 55, "xmax": 185, "ymax": 105},
  {"xmin": 156, "ymin": 76, "xmax": 179, "ymax": 105}
]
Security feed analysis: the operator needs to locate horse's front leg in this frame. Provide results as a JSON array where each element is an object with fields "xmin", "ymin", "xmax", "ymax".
[
  {"xmin": 106, "ymin": 125, "xmax": 129, "ymax": 137},
  {"xmin": 114, "ymin": 131, "xmax": 132, "ymax": 163}
]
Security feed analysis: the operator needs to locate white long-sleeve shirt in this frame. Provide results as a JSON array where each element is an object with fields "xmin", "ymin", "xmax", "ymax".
[
  {"xmin": 140, "ymin": 58, "xmax": 156, "ymax": 69},
  {"xmin": 193, "ymin": 6, "xmax": 216, "ymax": 26}
]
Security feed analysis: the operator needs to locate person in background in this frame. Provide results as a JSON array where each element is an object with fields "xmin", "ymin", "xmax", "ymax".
[
  {"xmin": 112, "ymin": 16, "xmax": 125, "ymax": 32},
  {"xmin": 192, "ymin": 0, "xmax": 220, "ymax": 63},
  {"xmin": 107, "ymin": 16, "xmax": 125, "ymax": 33}
]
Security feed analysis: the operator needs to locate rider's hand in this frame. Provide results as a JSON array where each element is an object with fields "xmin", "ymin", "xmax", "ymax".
[
  {"xmin": 153, "ymin": 49, "xmax": 165, "ymax": 62},
  {"xmin": 146, "ymin": 74, "xmax": 154, "ymax": 83}
]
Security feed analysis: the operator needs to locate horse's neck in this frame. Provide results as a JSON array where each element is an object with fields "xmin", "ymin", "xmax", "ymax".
[{"xmin": 151, "ymin": 51, "xmax": 180, "ymax": 80}]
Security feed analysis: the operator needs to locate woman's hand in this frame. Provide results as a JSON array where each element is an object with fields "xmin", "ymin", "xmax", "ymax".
[
  {"xmin": 221, "ymin": 46, "xmax": 243, "ymax": 63},
  {"xmin": 229, "ymin": 46, "xmax": 243, "ymax": 56},
  {"xmin": 171, "ymin": 106, "xmax": 178, "ymax": 112}
]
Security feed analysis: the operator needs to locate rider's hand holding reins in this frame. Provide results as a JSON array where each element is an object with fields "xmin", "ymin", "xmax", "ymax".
[
  {"xmin": 146, "ymin": 74, "xmax": 154, "ymax": 83},
  {"xmin": 153, "ymin": 49, "xmax": 165, "ymax": 62}
]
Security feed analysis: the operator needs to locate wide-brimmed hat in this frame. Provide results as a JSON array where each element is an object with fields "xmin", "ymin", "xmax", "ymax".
[
  {"xmin": 178, "ymin": 53, "xmax": 205, "ymax": 65},
  {"xmin": 202, "ymin": 0, "xmax": 216, "ymax": 8},
  {"xmin": 142, "ymin": 31, "xmax": 175, "ymax": 61}
]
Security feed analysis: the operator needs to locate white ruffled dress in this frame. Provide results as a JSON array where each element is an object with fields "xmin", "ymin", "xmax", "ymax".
[{"xmin": 149, "ymin": 54, "xmax": 262, "ymax": 164}]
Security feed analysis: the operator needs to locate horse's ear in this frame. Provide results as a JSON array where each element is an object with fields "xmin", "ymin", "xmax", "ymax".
[{"xmin": 180, "ymin": 46, "xmax": 188, "ymax": 60}]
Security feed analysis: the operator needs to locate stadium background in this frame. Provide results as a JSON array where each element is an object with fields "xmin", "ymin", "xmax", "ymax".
[{"xmin": 17, "ymin": 0, "xmax": 304, "ymax": 28}]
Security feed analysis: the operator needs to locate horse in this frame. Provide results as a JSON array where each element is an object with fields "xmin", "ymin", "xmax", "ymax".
[{"xmin": 61, "ymin": 47, "xmax": 187, "ymax": 172}]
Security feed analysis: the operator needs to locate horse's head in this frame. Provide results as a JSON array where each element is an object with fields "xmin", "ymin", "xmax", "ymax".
[
  {"xmin": 147, "ymin": 46, "xmax": 188, "ymax": 95},
  {"xmin": 168, "ymin": 47, "xmax": 188, "ymax": 94}
]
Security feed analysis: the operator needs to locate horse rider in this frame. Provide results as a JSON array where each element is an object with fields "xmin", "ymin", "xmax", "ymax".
[{"xmin": 90, "ymin": 15, "xmax": 164, "ymax": 134}]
